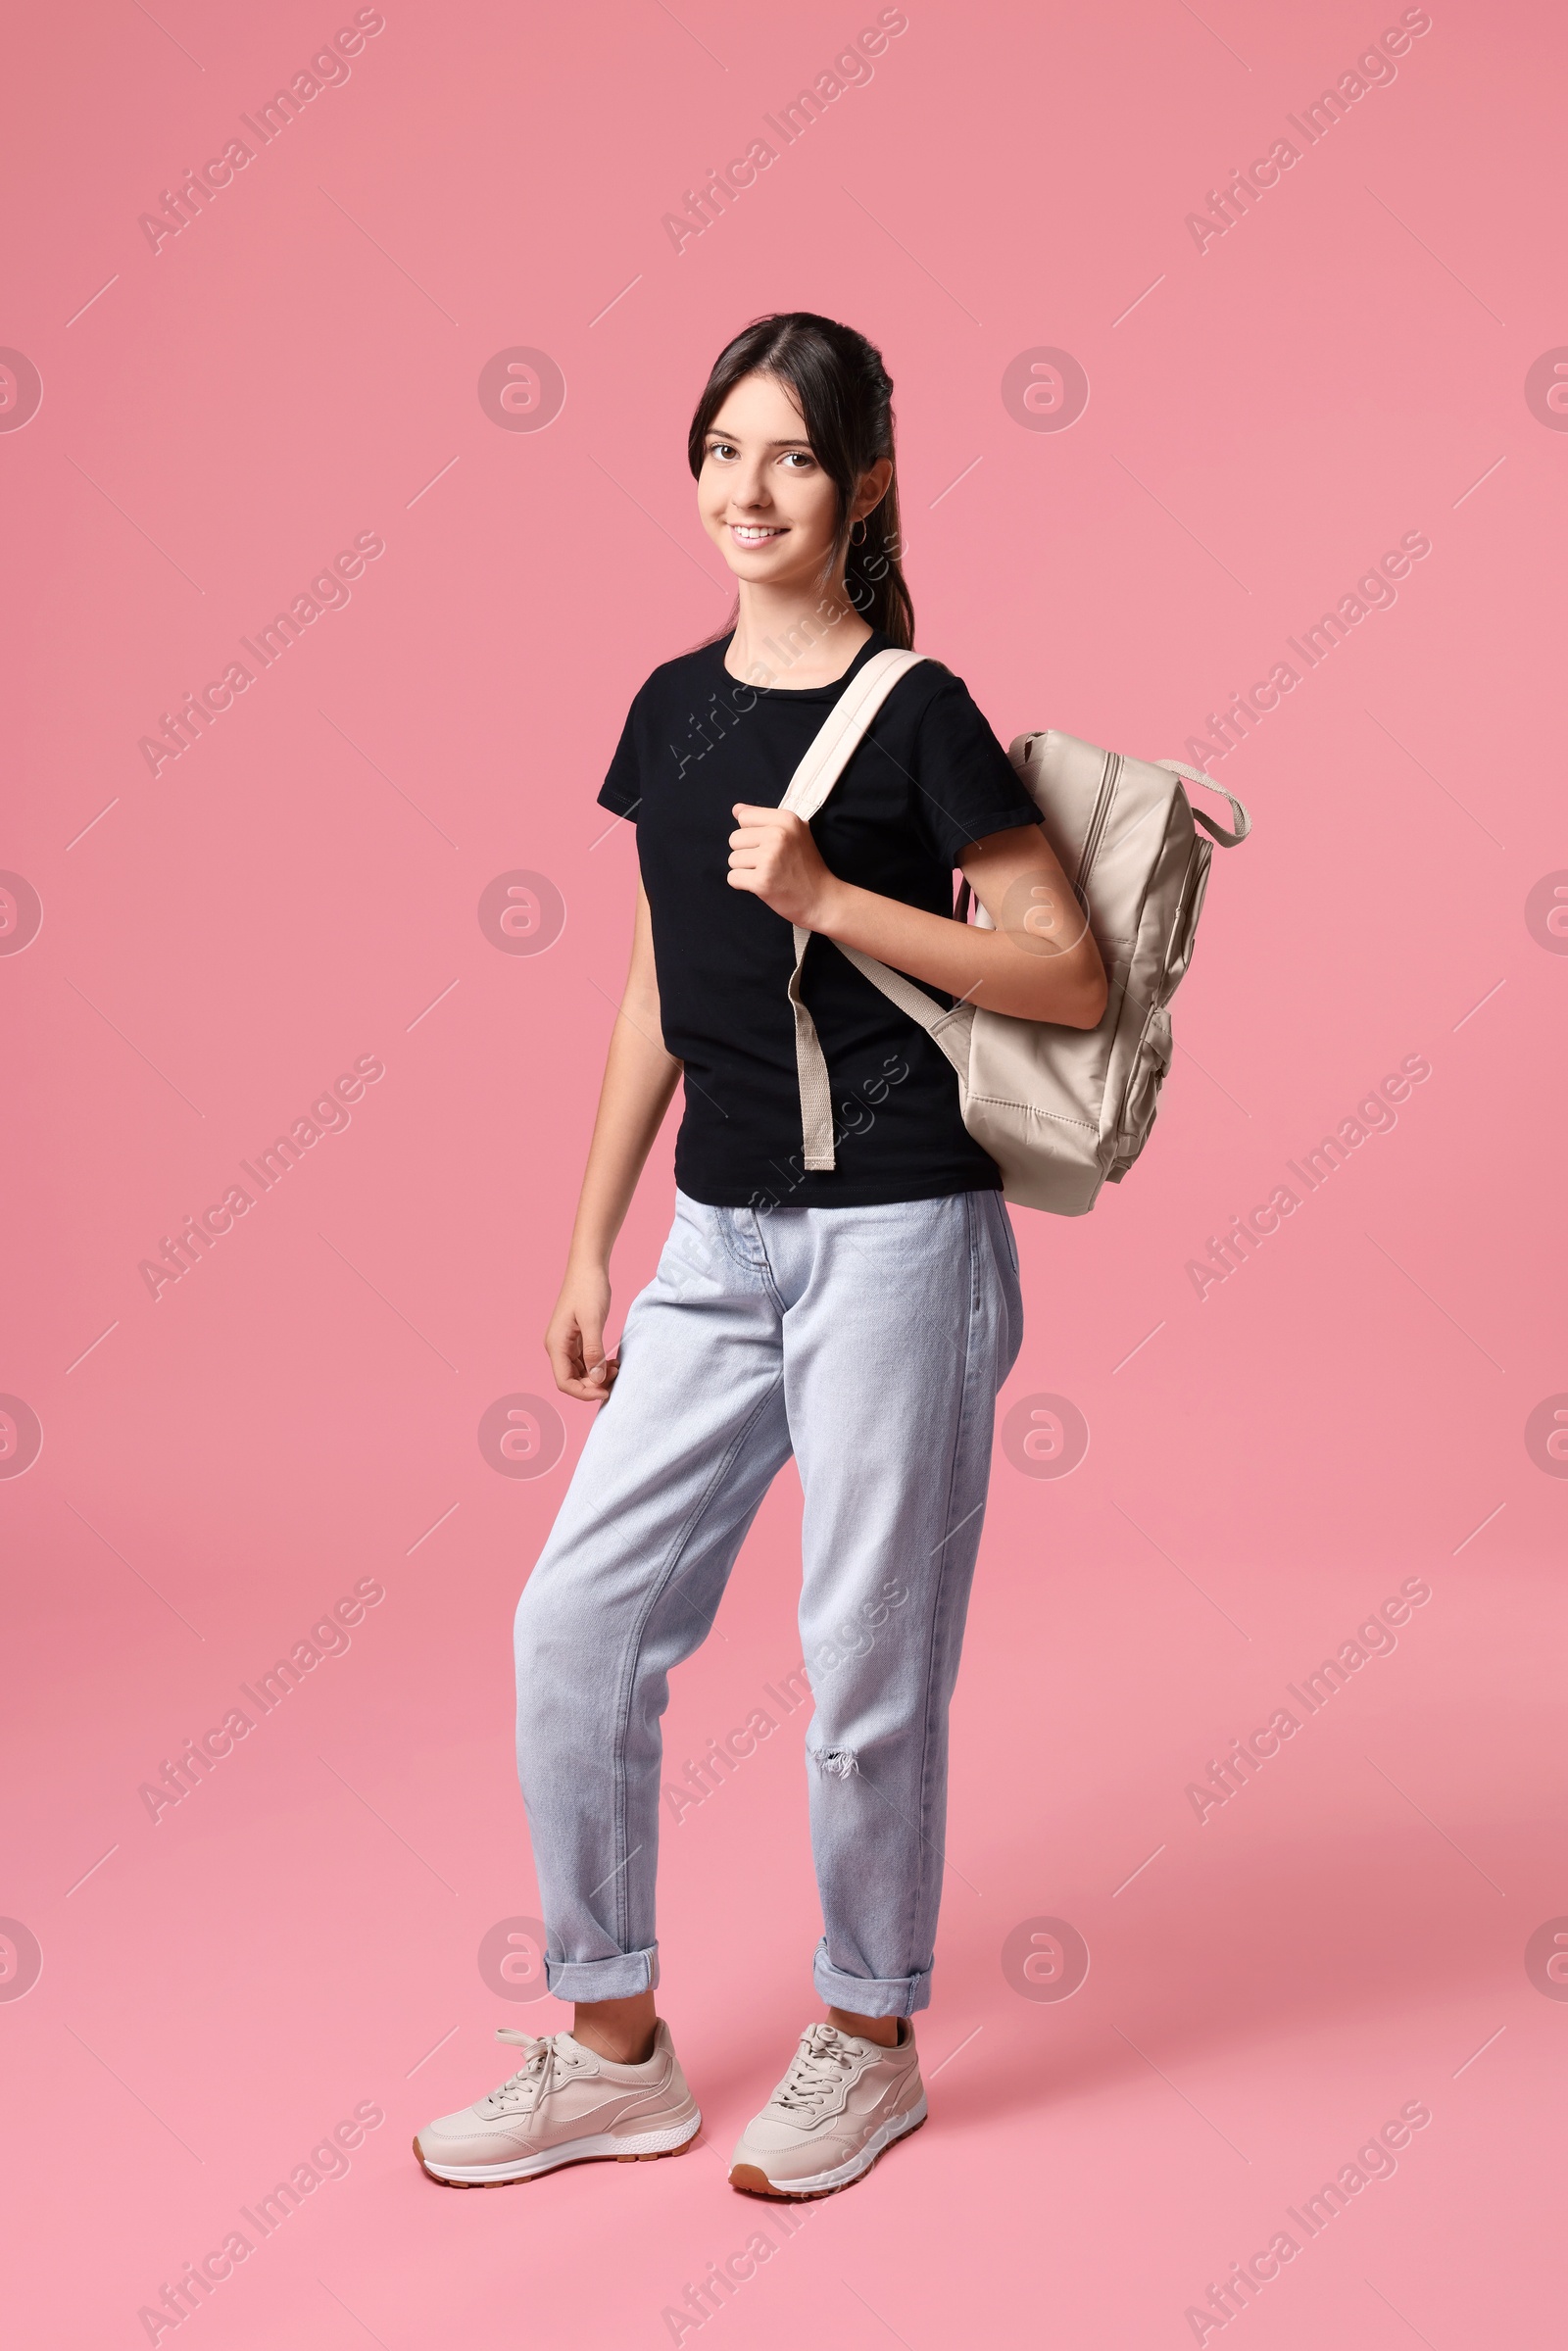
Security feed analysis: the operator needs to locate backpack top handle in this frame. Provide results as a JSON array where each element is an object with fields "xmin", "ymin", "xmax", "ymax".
[
  {"xmin": 1156, "ymin": 759, "xmax": 1252, "ymax": 848},
  {"xmin": 954, "ymin": 753, "xmax": 1251, "ymax": 928}
]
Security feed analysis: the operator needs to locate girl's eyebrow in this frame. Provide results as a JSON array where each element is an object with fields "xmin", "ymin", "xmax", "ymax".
[{"xmin": 707, "ymin": 433, "xmax": 813, "ymax": 451}]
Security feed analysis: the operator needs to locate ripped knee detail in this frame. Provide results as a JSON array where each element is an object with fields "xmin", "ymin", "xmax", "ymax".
[{"xmin": 809, "ymin": 1745, "xmax": 859, "ymax": 1780}]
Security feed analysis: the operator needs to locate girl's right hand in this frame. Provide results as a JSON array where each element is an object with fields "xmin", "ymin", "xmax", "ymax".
[{"xmin": 545, "ymin": 1264, "xmax": 619, "ymax": 1403}]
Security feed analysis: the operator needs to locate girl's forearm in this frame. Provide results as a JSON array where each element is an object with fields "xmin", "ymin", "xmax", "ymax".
[
  {"xmin": 567, "ymin": 1007, "xmax": 681, "ymax": 1269},
  {"xmin": 810, "ymin": 876, "xmax": 1104, "ymax": 1025}
]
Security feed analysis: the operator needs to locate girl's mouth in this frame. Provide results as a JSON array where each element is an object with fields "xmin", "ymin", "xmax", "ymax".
[{"xmin": 728, "ymin": 523, "xmax": 787, "ymax": 546}]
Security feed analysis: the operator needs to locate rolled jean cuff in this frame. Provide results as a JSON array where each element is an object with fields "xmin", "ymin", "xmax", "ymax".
[
  {"xmin": 812, "ymin": 1938, "xmax": 931, "ymax": 2019},
  {"xmin": 543, "ymin": 1942, "xmax": 659, "ymax": 2002}
]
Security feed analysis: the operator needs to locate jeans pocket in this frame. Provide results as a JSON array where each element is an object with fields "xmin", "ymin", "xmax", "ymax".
[{"xmin": 656, "ymin": 1198, "xmax": 722, "ymax": 1297}]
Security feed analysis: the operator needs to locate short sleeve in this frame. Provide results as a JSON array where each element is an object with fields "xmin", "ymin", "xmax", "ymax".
[
  {"xmin": 597, "ymin": 700, "xmax": 642, "ymax": 821},
  {"xmin": 909, "ymin": 672, "xmax": 1041, "ymax": 865}
]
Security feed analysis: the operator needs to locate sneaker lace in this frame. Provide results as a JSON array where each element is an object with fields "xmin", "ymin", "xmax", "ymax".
[
  {"xmin": 770, "ymin": 2024, "xmax": 859, "ymax": 2115},
  {"xmin": 481, "ymin": 2028, "xmax": 574, "ymax": 2116}
]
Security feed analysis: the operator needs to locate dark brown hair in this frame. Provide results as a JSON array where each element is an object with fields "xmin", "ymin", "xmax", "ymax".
[{"xmin": 686, "ymin": 312, "xmax": 914, "ymax": 648}]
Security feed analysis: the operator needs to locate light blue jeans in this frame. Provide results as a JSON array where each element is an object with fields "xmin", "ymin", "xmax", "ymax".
[{"xmin": 514, "ymin": 1187, "xmax": 1023, "ymax": 2018}]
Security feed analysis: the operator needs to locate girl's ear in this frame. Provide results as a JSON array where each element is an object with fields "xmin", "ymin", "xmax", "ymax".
[{"xmin": 851, "ymin": 457, "xmax": 894, "ymax": 521}]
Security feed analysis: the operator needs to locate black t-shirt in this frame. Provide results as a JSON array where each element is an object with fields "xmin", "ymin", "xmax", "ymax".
[{"xmin": 598, "ymin": 629, "xmax": 1042, "ymax": 1209}]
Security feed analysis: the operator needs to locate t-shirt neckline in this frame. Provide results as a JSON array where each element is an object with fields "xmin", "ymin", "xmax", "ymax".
[{"xmin": 718, "ymin": 628, "xmax": 885, "ymax": 700}]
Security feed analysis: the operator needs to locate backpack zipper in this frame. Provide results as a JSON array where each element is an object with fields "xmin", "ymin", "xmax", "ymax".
[{"xmin": 1074, "ymin": 752, "xmax": 1120, "ymax": 901}]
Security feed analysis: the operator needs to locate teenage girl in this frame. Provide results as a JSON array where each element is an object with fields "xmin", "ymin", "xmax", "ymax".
[{"xmin": 415, "ymin": 313, "xmax": 1106, "ymax": 2200}]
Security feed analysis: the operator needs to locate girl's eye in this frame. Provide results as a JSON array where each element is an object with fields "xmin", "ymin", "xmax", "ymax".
[
  {"xmin": 708, "ymin": 441, "xmax": 738, "ymax": 462},
  {"xmin": 780, "ymin": 452, "xmax": 813, "ymax": 469}
]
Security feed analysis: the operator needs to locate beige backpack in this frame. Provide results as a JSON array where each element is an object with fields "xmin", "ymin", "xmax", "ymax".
[{"xmin": 781, "ymin": 647, "xmax": 1251, "ymax": 1216}]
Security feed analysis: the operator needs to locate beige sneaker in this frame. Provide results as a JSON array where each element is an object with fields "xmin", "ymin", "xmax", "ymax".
[
  {"xmin": 728, "ymin": 2020, "xmax": 926, "ymax": 2199},
  {"xmin": 414, "ymin": 2021, "xmax": 700, "ymax": 2186}
]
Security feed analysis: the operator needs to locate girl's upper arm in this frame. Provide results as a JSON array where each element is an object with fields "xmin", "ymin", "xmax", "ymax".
[{"xmin": 624, "ymin": 881, "xmax": 664, "ymax": 1015}]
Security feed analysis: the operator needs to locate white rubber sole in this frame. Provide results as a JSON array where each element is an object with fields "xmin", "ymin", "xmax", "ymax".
[
  {"xmin": 730, "ymin": 2090, "xmax": 928, "ymax": 2199},
  {"xmin": 416, "ymin": 2108, "xmax": 701, "ymax": 2186}
]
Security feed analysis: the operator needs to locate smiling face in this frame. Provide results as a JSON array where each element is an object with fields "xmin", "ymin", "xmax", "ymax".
[{"xmin": 698, "ymin": 369, "xmax": 888, "ymax": 594}]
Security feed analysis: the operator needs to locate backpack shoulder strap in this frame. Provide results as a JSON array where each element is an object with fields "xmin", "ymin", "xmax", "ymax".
[
  {"xmin": 836, "ymin": 945, "xmax": 971, "ymax": 1072},
  {"xmin": 779, "ymin": 647, "xmax": 927, "ymax": 1171},
  {"xmin": 780, "ymin": 647, "xmax": 928, "ymax": 820}
]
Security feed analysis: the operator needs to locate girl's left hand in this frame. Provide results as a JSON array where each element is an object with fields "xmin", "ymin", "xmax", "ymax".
[{"xmin": 727, "ymin": 804, "xmax": 839, "ymax": 928}]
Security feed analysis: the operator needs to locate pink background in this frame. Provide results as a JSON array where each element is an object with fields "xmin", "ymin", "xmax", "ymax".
[{"xmin": 4, "ymin": 1, "xmax": 1566, "ymax": 2343}]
